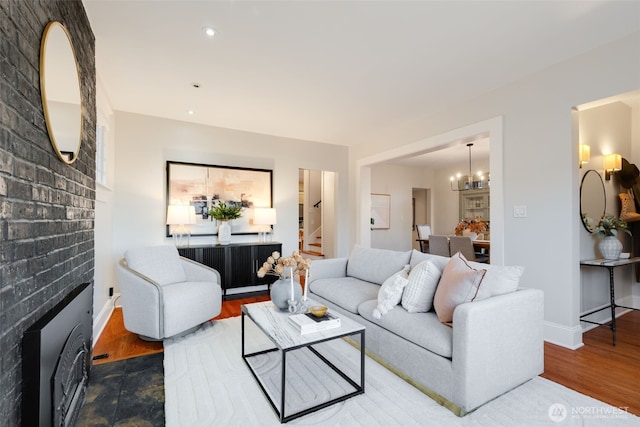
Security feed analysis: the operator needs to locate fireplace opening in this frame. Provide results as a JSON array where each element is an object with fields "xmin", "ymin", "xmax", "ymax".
[
  {"xmin": 22, "ymin": 283, "xmax": 92, "ymax": 427},
  {"xmin": 53, "ymin": 324, "xmax": 89, "ymax": 426}
]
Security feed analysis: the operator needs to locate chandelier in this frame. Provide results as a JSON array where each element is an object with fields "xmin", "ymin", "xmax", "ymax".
[{"xmin": 450, "ymin": 143, "xmax": 489, "ymax": 191}]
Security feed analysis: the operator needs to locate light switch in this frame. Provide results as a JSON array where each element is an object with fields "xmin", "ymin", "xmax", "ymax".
[{"xmin": 513, "ymin": 205, "xmax": 527, "ymax": 218}]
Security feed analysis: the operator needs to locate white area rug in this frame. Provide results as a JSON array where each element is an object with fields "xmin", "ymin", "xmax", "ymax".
[{"xmin": 164, "ymin": 317, "xmax": 639, "ymax": 426}]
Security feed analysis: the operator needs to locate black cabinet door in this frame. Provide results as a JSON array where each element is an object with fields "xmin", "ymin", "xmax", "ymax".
[
  {"xmin": 254, "ymin": 244, "xmax": 281, "ymax": 286},
  {"xmin": 179, "ymin": 243, "xmax": 282, "ymax": 293},
  {"xmin": 228, "ymin": 245, "xmax": 254, "ymax": 289}
]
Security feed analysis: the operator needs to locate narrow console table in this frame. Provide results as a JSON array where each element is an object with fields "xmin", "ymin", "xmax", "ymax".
[{"xmin": 579, "ymin": 257, "xmax": 640, "ymax": 345}]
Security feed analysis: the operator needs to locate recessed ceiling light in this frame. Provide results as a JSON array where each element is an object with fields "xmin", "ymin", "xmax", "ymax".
[
  {"xmin": 187, "ymin": 109, "xmax": 195, "ymax": 116},
  {"xmin": 203, "ymin": 27, "xmax": 216, "ymax": 37}
]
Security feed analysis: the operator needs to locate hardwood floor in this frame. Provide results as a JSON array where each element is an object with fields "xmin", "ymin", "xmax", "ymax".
[
  {"xmin": 93, "ymin": 297, "xmax": 640, "ymax": 417},
  {"xmin": 542, "ymin": 310, "xmax": 640, "ymax": 416},
  {"xmin": 92, "ymin": 294, "xmax": 271, "ymax": 365}
]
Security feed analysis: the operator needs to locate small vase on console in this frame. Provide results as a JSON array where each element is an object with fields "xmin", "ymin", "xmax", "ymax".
[
  {"xmin": 217, "ymin": 221, "xmax": 231, "ymax": 245},
  {"xmin": 598, "ymin": 236, "xmax": 623, "ymax": 260}
]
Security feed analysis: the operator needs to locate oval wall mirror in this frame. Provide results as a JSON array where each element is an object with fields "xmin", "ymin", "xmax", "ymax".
[
  {"xmin": 40, "ymin": 21, "xmax": 82, "ymax": 164},
  {"xmin": 580, "ymin": 169, "xmax": 606, "ymax": 232}
]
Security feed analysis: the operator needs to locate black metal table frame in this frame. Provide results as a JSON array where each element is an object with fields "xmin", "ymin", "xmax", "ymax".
[
  {"xmin": 580, "ymin": 259, "xmax": 640, "ymax": 345},
  {"xmin": 241, "ymin": 310, "xmax": 365, "ymax": 423}
]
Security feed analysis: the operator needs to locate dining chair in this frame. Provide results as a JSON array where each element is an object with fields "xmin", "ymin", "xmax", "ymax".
[
  {"xmin": 416, "ymin": 224, "xmax": 432, "ymax": 252},
  {"xmin": 449, "ymin": 235, "xmax": 489, "ymax": 263},
  {"xmin": 427, "ymin": 235, "xmax": 450, "ymax": 257}
]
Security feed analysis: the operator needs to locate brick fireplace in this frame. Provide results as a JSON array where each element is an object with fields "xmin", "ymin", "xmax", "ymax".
[
  {"xmin": 0, "ymin": 1, "xmax": 96, "ymax": 425},
  {"xmin": 22, "ymin": 283, "xmax": 92, "ymax": 426}
]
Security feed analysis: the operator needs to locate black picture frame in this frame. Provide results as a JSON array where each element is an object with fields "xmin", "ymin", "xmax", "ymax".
[{"xmin": 166, "ymin": 161, "xmax": 273, "ymax": 236}]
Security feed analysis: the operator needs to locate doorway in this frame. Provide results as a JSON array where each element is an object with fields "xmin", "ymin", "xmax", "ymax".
[
  {"xmin": 299, "ymin": 169, "xmax": 336, "ymax": 259},
  {"xmin": 412, "ymin": 188, "xmax": 431, "ymax": 251}
]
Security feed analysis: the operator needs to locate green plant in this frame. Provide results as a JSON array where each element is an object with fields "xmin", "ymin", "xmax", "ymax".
[
  {"xmin": 208, "ymin": 201, "xmax": 243, "ymax": 221},
  {"xmin": 590, "ymin": 214, "xmax": 632, "ymax": 238}
]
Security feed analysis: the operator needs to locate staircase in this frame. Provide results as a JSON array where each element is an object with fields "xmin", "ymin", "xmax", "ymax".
[
  {"xmin": 301, "ymin": 227, "xmax": 323, "ymax": 258},
  {"xmin": 306, "ymin": 236, "xmax": 323, "ymax": 256}
]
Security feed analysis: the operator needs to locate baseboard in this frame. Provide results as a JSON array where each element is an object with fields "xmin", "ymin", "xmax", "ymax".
[
  {"xmin": 544, "ymin": 321, "xmax": 584, "ymax": 350},
  {"xmin": 92, "ymin": 294, "xmax": 119, "ymax": 349}
]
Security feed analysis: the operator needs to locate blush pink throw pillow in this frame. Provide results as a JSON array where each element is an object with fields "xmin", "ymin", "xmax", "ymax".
[{"xmin": 433, "ymin": 253, "xmax": 487, "ymax": 323}]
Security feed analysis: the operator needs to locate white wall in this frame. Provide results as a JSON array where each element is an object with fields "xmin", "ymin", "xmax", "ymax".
[
  {"xmin": 107, "ymin": 112, "xmax": 349, "ymax": 295},
  {"xmin": 93, "ymin": 77, "xmax": 116, "ymax": 343},
  {"xmin": 370, "ymin": 164, "xmax": 433, "ymax": 251},
  {"xmin": 351, "ymin": 33, "xmax": 640, "ymax": 349}
]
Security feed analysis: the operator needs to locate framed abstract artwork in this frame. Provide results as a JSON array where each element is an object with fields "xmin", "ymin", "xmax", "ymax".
[{"xmin": 166, "ymin": 161, "xmax": 273, "ymax": 236}]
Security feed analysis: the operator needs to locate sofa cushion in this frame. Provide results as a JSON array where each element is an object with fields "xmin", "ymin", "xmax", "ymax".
[
  {"xmin": 359, "ymin": 299, "xmax": 453, "ymax": 359},
  {"xmin": 373, "ymin": 267, "xmax": 410, "ymax": 319},
  {"xmin": 409, "ymin": 249, "xmax": 450, "ymax": 271},
  {"xmin": 310, "ymin": 277, "xmax": 380, "ymax": 314},
  {"xmin": 401, "ymin": 260, "xmax": 441, "ymax": 313},
  {"xmin": 433, "ymin": 253, "xmax": 487, "ymax": 323},
  {"xmin": 347, "ymin": 245, "xmax": 412, "ymax": 285},
  {"xmin": 125, "ymin": 245, "xmax": 187, "ymax": 286}
]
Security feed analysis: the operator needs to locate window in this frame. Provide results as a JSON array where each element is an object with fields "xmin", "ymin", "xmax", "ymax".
[{"xmin": 96, "ymin": 124, "xmax": 107, "ymax": 185}]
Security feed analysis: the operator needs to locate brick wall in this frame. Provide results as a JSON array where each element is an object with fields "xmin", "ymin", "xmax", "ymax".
[{"xmin": 0, "ymin": 1, "xmax": 95, "ymax": 425}]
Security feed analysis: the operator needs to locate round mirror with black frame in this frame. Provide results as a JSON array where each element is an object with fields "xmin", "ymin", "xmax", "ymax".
[
  {"xmin": 40, "ymin": 21, "xmax": 83, "ymax": 164},
  {"xmin": 580, "ymin": 169, "xmax": 606, "ymax": 232}
]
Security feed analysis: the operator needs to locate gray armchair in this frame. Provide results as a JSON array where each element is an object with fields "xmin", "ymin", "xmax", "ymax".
[{"xmin": 117, "ymin": 245, "xmax": 222, "ymax": 340}]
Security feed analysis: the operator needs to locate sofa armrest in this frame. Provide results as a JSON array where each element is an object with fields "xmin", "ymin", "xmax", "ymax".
[
  {"xmin": 309, "ymin": 257, "xmax": 349, "ymax": 282},
  {"xmin": 180, "ymin": 257, "xmax": 221, "ymax": 284},
  {"xmin": 451, "ymin": 288, "xmax": 544, "ymax": 412}
]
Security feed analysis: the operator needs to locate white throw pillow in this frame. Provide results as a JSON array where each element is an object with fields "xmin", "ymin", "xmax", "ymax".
[
  {"xmin": 464, "ymin": 258, "xmax": 524, "ymax": 299},
  {"xmin": 433, "ymin": 253, "xmax": 487, "ymax": 323},
  {"xmin": 372, "ymin": 271, "xmax": 410, "ymax": 319},
  {"xmin": 401, "ymin": 260, "xmax": 442, "ymax": 313}
]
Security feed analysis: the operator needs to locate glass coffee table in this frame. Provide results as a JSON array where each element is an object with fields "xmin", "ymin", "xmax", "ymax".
[{"xmin": 241, "ymin": 300, "xmax": 365, "ymax": 423}]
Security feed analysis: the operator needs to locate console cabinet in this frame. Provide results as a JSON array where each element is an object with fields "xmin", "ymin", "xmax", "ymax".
[{"xmin": 178, "ymin": 242, "xmax": 282, "ymax": 296}]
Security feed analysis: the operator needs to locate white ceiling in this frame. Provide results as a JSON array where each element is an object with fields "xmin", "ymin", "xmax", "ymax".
[{"xmin": 83, "ymin": 0, "xmax": 640, "ymax": 167}]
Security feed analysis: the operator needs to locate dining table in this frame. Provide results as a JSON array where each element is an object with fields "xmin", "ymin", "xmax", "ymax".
[{"xmin": 416, "ymin": 237, "xmax": 490, "ymax": 261}]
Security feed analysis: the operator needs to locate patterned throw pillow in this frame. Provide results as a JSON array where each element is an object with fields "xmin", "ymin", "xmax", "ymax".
[
  {"xmin": 401, "ymin": 260, "xmax": 442, "ymax": 313},
  {"xmin": 373, "ymin": 271, "xmax": 410, "ymax": 319},
  {"xmin": 433, "ymin": 253, "xmax": 487, "ymax": 323}
]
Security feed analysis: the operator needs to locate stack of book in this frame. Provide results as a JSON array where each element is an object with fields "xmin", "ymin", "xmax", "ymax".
[{"xmin": 288, "ymin": 312, "xmax": 341, "ymax": 335}]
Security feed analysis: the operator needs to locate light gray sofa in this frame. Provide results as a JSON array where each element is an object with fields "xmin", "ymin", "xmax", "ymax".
[{"xmin": 307, "ymin": 245, "xmax": 544, "ymax": 416}]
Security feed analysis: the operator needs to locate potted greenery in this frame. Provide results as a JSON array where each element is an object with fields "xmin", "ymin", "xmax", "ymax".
[
  {"xmin": 590, "ymin": 214, "xmax": 632, "ymax": 259},
  {"xmin": 208, "ymin": 201, "xmax": 243, "ymax": 245}
]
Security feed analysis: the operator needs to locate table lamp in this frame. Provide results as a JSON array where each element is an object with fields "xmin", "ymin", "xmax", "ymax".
[
  {"xmin": 253, "ymin": 208, "xmax": 277, "ymax": 242},
  {"xmin": 166, "ymin": 205, "xmax": 196, "ymax": 247}
]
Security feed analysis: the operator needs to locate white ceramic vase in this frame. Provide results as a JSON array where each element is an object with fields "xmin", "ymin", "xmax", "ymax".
[
  {"xmin": 598, "ymin": 235, "xmax": 622, "ymax": 260},
  {"xmin": 270, "ymin": 267, "xmax": 303, "ymax": 310},
  {"xmin": 217, "ymin": 221, "xmax": 231, "ymax": 245}
]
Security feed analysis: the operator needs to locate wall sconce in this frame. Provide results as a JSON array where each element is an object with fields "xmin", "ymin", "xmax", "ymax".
[
  {"xmin": 167, "ymin": 205, "xmax": 196, "ymax": 247},
  {"xmin": 604, "ymin": 153, "xmax": 622, "ymax": 180},
  {"xmin": 253, "ymin": 208, "xmax": 277, "ymax": 242},
  {"xmin": 579, "ymin": 144, "xmax": 590, "ymax": 168}
]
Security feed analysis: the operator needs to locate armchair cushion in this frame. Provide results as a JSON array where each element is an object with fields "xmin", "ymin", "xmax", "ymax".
[{"xmin": 125, "ymin": 246, "xmax": 186, "ymax": 285}]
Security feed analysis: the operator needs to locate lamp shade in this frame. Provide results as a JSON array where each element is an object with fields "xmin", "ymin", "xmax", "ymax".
[
  {"xmin": 253, "ymin": 208, "xmax": 277, "ymax": 225},
  {"xmin": 579, "ymin": 144, "xmax": 590, "ymax": 167},
  {"xmin": 166, "ymin": 205, "xmax": 194, "ymax": 225},
  {"xmin": 604, "ymin": 153, "xmax": 622, "ymax": 171}
]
